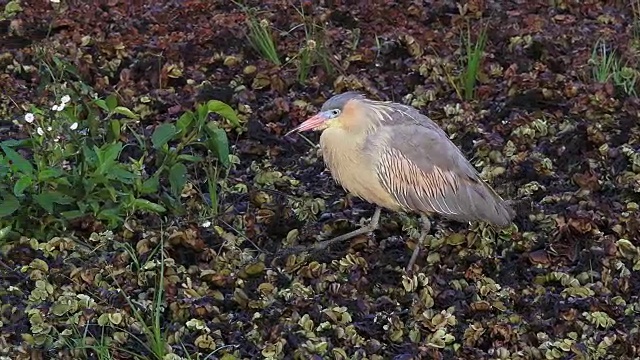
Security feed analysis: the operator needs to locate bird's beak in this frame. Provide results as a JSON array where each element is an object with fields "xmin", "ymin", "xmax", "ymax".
[{"xmin": 285, "ymin": 111, "xmax": 330, "ymax": 136}]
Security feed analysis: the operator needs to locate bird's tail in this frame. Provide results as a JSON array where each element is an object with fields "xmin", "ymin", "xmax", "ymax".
[{"xmin": 473, "ymin": 180, "xmax": 516, "ymax": 227}]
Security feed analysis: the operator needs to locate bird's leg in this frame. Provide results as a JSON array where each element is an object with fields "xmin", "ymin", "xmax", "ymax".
[
  {"xmin": 276, "ymin": 207, "xmax": 382, "ymax": 257},
  {"xmin": 310, "ymin": 206, "xmax": 382, "ymax": 250},
  {"xmin": 406, "ymin": 215, "xmax": 431, "ymax": 272}
]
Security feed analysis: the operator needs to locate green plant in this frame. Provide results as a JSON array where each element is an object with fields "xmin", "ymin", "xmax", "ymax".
[
  {"xmin": 64, "ymin": 325, "xmax": 116, "ymax": 360},
  {"xmin": 296, "ymin": 39, "xmax": 316, "ymax": 83},
  {"xmin": 591, "ymin": 40, "xmax": 620, "ymax": 83},
  {"xmin": 1, "ymin": 0, "xmax": 23, "ymax": 21},
  {"xmin": 611, "ymin": 65, "xmax": 639, "ymax": 96},
  {"xmin": 632, "ymin": 0, "xmax": 640, "ymax": 45},
  {"xmin": 56, "ymin": 235, "xmax": 233, "ymax": 360},
  {"xmin": 54, "ymin": 235, "xmax": 170, "ymax": 360},
  {"xmin": 110, "ymin": 237, "xmax": 169, "ymax": 359},
  {"xmin": 589, "ymin": 39, "xmax": 638, "ymax": 95},
  {"xmin": 150, "ymin": 99, "xmax": 241, "ymax": 215},
  {"xmin": 460, "ymin": 23, "xmax": 488, "ymax": 100},
  {"xmin": 0, "ymin": 94, "xmax": 148, "ymax": 234},
  {"xmin": 233, "ymin": 1, "xmax": 281, "ymax": 65},
  {"xmin": 247, "ymin": 17, "xmax": 281, "ymax": 65},
  {"xmin": 289, "ymin": 5, "xmax": 334, "ymax": 83},
  {"xmin": 33, "ymin": 48, "xmax": 98, "ymax": 101},
  {"xmin": 444, "ymin": 22, "xmax": 488, "ymax": 101},
  {"xmin": 0, "ymin": 93, "xmax": 239, "ymax": 238}
]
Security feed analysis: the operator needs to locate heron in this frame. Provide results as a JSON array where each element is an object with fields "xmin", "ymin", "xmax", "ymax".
[{"xmin": 285, "ymin": 92, "xmax": 515, "ymax": 271}]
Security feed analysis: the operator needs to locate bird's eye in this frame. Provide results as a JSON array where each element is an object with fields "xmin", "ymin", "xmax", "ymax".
[{"xmin": 330, "ymin": 109, "xmax": 341, "ymax": 117}]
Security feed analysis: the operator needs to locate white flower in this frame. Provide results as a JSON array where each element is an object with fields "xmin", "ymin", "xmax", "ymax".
[
  {"xmin": 36, "ymin": 127, "xmax": 44, "ymax": 136},
  {"xmin": 201, "ymin": 220, "xmax": 212, "ymax": 228},
  {"xmin": 51, "ymin": 104, "xmax": 59, "ymax": 111},
  {"xmin": 55, "ymin": 103, "xmax": 66, "ymax": 112},
  {"xmin": 24, "ymin": 113, "xmax": 34, "ymax": 123},
  {"xmin": 69, "ymin": 122, "xmax": 78, "ymax": 130},
  {"xmin": 47, "ymin": 126, "xmax": 52, "ymax": 131},
  {"xmin": 61, "ymin": 95, "xmax": 71, "ymax": 104}
]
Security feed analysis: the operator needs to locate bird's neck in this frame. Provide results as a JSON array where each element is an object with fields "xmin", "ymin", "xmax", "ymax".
[
  {"xmin": 321, "ymin": 126, "xmax": 366, "ymax": 148},
  {"xmin": 319, "ymin": 127, "xmax": 366, "ymax": 165}
]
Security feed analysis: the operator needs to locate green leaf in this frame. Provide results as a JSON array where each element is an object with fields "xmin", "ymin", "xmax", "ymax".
[
  {"xmin": 13, "ymin": 176, "xmax": 32, "ymax": 196},
  {"xmin": 0, "ymin": 226, "xmax": 12, "ymax": 241},
  {"xmin": 61, "ymin": 210, "xmax": 86, "ymax": 220},
  {"xmin": 109, "ymin": 119, "xmax": 121, "ymax": 140},
  {"xmin": 110, "ymin": 167, "xmax": 137, "ymax": 184},
  {"xmin": 38, "ymin": 168, "xmax": 65, "ymax": 180},
  {"xmin": 87, "ymin": 199, "xmax": 101, "ymax": 214},
  {"xmin": 169, "ymin": 163, "xmax": 187, "ymax": 196},
  {"xmin": 205, "ymin": 123, "xmax": 230, "ymax": 168},
  {"xmin": 207, "ymin": 100, "xmax": 241, "ymax": 127},
  {"xmin": 0, "ymin": 192, "xmax": 20, "ymax": 218},
  {"xmin": 176, "ymin": 154, "xmax": 202, "ymax": 163},
  {"xmin": 75, "ymin": 200, "xmax": 89, "ymax": 213},
  {"xmin": 96, "ymin": 142, "xmax": 123, "ymax": 175},
  {"xmin": 51, "ymin": 177, "xmax": 72, "ymax": 187},
  {"xmin": 105, "ymin": 94, "xmax": 118, "ymax": 111},
  {"xmin": 94, "ymin": 99, "xmax": 109, "ymax": 112},
  {"xmin": 151, "ymin": 124, "xmax": 178, "ymax": 149},
  {"xmin": 140, "ymin": 176, "xmax": 159, "ymax": 194},
  {"xmin": 5, "ymin": 0, "xmax": 23, "ymax": 14},
  {"xmin": 96, "ymin": 208, "xmax": 124, "ymax": 228},
  {"xmin": 82, "ymin": 175, "xmax": 98, "ymax": 193},
  {"xmin": 207, "ymin": 173, "xmax": 218, "ymax": 216},
  {"xmin": 103, "ymin": 142, "xmax": 123, "ymax": 163},
  {"xmin": 82, "ymin": 144, "xmax": 99, "ymax": 168},
  {"xmin": 1, "ymin": 144, "xmax": 34, "ymax": 175},
  {"xmin": 176, "ymin": 111, "xmax": 195, "ymax": 133},
  {"xmin": 98, "ymin": 184, "xmax": 118, "ymax": 202},
  {"xmin": 1, "ymin": 139, "xmax": 28, "ymax": 147},
  {"xmin": 113, "ymin": 106, "xmax": 139, "ymax": 119},
  {"xmin": 131, "ymin": 198, "xmax": 167, "ymax": 213},
  {"xmin": 34, "ymin": 191, "xmax": 74, "ymax": 214},
  {"xmin": 196, "ymin": 103, "xmax": 208, "ymax": 123}
]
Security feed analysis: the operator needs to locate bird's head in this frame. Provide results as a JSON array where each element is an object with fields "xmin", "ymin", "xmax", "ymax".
[{"xmin": 286, "ymin": 91, "xmax": 366, "ymax": 135}]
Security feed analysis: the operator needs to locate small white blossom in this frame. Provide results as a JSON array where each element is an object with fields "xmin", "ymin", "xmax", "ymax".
[
  {"xmin": 51, "ymin": 104, "xmax": 60, "ymax": 111},
  {"xmin": 61, "ymin": 95, "xmax": 71, "ymax": 104},
  {"xmin": 69, "ymin": 122, "xmax": 78, "ymax": 130},
  {"xmin": 36, "ymin": 127, "xmax": 44, "ymax": 136},
  {"xmin": 201, "ymin": 220, "xmax": 212, "ymax": 228},
  {"xmin": 47, "ymin": 126, "xmax": 52, "ymax": 131},
  {"xmin": 24, "ymin": 113, "xmax": 34, "ymax": 123}
]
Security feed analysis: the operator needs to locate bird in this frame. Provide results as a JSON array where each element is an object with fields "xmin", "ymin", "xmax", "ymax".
[{"xmin": 284, "ymin": 91, "xmax": 515, "ymax": 271}]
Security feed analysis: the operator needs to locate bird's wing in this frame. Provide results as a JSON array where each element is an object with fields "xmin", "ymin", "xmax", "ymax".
[{"xmin": 364, "ymin": 117, "xmax": 514, "ymax": 226}]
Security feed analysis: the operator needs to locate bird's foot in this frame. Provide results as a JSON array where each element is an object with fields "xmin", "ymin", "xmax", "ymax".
[{"xmin": 274, "ymin": 207, "xmax": 382, "ymax": 260}]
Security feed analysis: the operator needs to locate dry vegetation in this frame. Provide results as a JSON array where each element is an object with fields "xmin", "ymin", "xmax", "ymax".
[{"xmin": 1, "ymin": 0, "xmax": 639, "ymax": 359}]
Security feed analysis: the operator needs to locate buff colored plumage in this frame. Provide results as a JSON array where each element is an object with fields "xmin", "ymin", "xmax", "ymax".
[{"xmin": 286, "ymin": 92, "xmax": 515, "ymax": 271}]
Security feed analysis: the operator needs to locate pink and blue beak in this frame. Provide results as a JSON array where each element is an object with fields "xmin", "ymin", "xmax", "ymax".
[{"xmin": 286, "ymin": 110, "xmax": 332, "ymax": 136}]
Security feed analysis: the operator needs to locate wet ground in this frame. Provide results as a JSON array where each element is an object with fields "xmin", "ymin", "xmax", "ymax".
[{"xmin": 1, "ymin": 0, "xmax": 640, "ymax": 359}]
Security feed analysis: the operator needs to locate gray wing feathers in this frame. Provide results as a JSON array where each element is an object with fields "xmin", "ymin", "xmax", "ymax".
[{"xmin": 365, "ymin": 119, "xmax": 514, "ymax": 227}]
